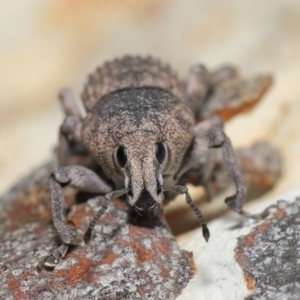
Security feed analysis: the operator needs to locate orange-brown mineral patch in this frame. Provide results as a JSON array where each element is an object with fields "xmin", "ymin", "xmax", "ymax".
[
  {"xmin": 99, "ymin": 251, "xmax": 117, "ymax": 265},
  {"xmin": 6, "ymin": 277, "xmax": 26, "ymax": 300},
  {"xmin": 53, "ymin": 253, "xmax": 94, "ymax": 285},
  {"xmin": 132, "ymin": 242, "xmax": 155, "ymax": 263},
  {"xmin": 274, "ymin": 209, "xmax": 285, "ymax": 220},
  {"xmin": 244, "ymin": 272, "xmax": 256, "ymax": 290}
]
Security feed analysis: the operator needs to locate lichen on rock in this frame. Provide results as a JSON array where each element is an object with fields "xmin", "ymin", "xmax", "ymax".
[
  {"xmin": 0, "ymin": 163, "xmax": 194, "ymax": 300},
  {"xmin": 236, "ymin": 198, "xmax": 300, "ymax": 300}
]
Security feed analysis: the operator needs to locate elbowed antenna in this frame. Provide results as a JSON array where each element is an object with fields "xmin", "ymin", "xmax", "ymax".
[
  {"xmin": 84, "ymin": 188, "xmax": 129, "ymax": 244},
  {"xmin": 161, "ymin": 185, "xmax": 210, "ymax": 242}
]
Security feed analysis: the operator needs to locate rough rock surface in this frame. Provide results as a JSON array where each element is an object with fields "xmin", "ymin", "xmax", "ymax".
[
  {"xmin": 0, "ymin": 163, "xmax": 194, "ymax": 300},
  {"xmin": 236, "ymin": 199, "xmax": 300, "ymax": 300},
  {"xmin": 177, "ymin": 189, "xmax": 300, "ymax": 300}
]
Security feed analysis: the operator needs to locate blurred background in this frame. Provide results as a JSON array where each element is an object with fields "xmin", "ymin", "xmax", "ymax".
[{"xmin": 1, "ymin": 0, "xmax": 300, "ymax": 203}]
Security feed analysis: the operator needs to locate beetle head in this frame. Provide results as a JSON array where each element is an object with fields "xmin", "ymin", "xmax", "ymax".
[{"xmin": 115, "ymin": 132, "xmax": 166, "ymax": 215}]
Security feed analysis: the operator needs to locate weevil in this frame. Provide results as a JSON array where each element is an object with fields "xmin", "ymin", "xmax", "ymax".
[{"xmin": 39, "ymin": 56, "xmax": 249, "ymax": 269}]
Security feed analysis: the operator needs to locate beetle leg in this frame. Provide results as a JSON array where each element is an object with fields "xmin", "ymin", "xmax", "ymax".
[
  {"xmin": 185, "ymin": 64, "xmax": 211, "ymax": 118},
  {"xmin": 59, "ymin": 88, "xmax": 82, "ymax": 142},
  {"xmin": 39, "ymin": 165, "xmax": 112, "ymax": 269},
  {"xmin": 201, "ymin": 148, "xmax": 218, "ymax": 202},
  {"xmin": 204, "ymin": 118, "xmax": 249, "ymax": 217},
  {"xmin": 220, "ymin": 133, "xmax": 250, "ymax": 217},
  {"xmin": 185, "ymin": 63, "xmax": 239, "ymax": 119},
  {"xmin": 180, "ymin": 116, "xmax": 249, "ymax": 217},
  {"xmin": 37, "ymin": 243, "xmax": 69, "ymax": 271}
]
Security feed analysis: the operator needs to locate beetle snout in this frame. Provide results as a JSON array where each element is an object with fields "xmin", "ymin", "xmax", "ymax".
[{"xmin": 135, "ymin": 189, "xmax": 158, "ymax": 213}]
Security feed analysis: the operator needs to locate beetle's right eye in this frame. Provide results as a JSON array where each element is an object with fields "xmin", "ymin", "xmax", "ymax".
[
  {"xmin": 155, "ymin": 142, "xmax": 166, "ymax": 164},
  {"xmin": 116, "ymin": 146, "xmax": 128, "ymax": 168}
]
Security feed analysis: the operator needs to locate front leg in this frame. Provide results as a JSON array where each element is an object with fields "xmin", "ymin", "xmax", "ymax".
[
  {"xmin": 39, "ymin": 165, "xmax": 112, "ymax": 269},
  {"xmin": 180, "ymin": 116, "xmax": 249, "ymax": 217}
]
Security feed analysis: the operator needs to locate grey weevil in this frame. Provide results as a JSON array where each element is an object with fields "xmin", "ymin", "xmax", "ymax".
[{"xmin": 39, "ymin": 56, "xmax": 250, "ymax": 269}]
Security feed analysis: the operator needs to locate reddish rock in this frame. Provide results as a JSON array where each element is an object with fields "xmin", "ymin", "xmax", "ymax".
[
  {"xmin": 235, "ymin": 199, "xmax": 300, "ymax": 300},
  {"xmin": 0, "ymin": 163, "xmax": 194, "ymax": 300}
]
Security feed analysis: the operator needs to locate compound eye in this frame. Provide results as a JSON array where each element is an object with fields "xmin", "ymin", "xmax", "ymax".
[
  {"xmin": 155, "ymin": 142, "xmax": 166, "ymax": 164},
  {"xmin": 116, "ymin": 146, "xmax": 128, "ymax": 168}
]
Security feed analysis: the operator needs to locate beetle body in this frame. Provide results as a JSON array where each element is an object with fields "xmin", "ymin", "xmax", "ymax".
[
  {"xmin": 82, "ymin": 86, "xmax": 194, "ymax": 205},
  {"xmin": 40, "ymin": 56, "xmax": 248, "ymax": 269}
]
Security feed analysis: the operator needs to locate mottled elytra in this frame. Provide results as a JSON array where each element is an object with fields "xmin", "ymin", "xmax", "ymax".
[{"xmin": 39, "ymin": 55, "xmax": 250, "ymax": 269}]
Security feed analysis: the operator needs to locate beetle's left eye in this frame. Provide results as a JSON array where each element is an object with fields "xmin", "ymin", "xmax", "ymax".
[
  {"xmin": 116, "ymin": 146, "xmax": 128, "ymax": 168},
  {"xmin": 155, "ymin": 142, "xmax": 166, "ymax": 164}
]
